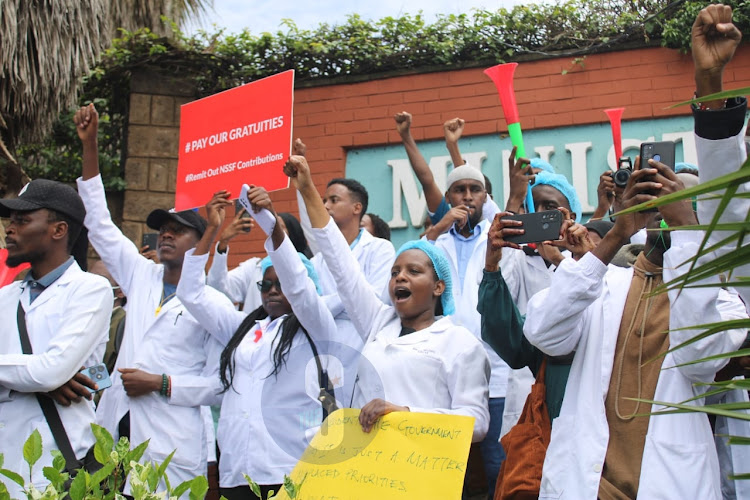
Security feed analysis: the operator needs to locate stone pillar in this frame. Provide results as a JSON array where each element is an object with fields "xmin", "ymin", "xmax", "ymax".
[{"xmin": 121, "ymin": 68, "xmax": 196, "ymax": 245}]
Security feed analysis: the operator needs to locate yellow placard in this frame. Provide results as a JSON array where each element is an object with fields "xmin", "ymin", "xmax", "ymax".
[{"xmin": 275, "ymin": 408, "xmax": 474, "ymax": 500}]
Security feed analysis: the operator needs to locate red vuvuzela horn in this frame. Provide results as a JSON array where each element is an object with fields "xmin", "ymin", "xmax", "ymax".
[
  {"xmin": 484, "ymin": 62, "xmax": 535, "ymax": 213},
  {"xmin": 604, "ymin": 108, "xmax": 625, "ymax": 162},
  {"xmin": 484, "ymin": 63, "xmax": 521, "ymax": 125}
]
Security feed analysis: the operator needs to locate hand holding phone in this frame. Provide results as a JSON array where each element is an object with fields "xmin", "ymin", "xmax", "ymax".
[
  {"xmin": 79, "ymin": 363, "xmax": 112, "ymax": 393},
  {"xmin": 500, "ymin": 210, "xmax": 563, "ymax": 245},
  {"xmin": 141, "ymin": 233, "xmax": 158, "ymax": 251},
  {"xmin": 639, "ymin": 141, "xmax": 675, "ymax": 171}
]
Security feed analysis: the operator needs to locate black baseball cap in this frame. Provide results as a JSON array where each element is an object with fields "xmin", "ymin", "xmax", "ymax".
[
  {"xmin": 146, "ymin": 208, "xmax": 207, "ymax": 237},
  {"xmin": 0, "ymin": 179, "xmax": 85, "ymax": 223},
  {"xmin": 584, "ymin": 220, "xmax": 615, "ymax": 239}
]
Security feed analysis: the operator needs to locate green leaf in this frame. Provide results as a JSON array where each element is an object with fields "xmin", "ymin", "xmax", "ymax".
[
  {"xmin": 89, "ymin": 461, "xmax": 115, "ymax": 486},
  {"xmin": 0, "ymin": 454, "xmax": 3, "ymax": 468},
  {"xmin": 0, "ymin": 481, "xmax": 9, "ymax": 500},
  {"xmin": 91, "ymin": 423, "xmax": 115, "ymax": 464},
  {"xmin": 188, "ymin": 476, "xmax": 209, "ymax": 500},
  {"xmin": 68, "ymin": 472, "xmax": 87, "ymax": 500},
  {"xmin": 726, "ymin": 435, "xmax": 750, "ymax": 446},
  {"xmin": 23, "ymin": 430, "xmax": 43, "ymax": 469},
  {"xmin": 172, "ymin": 478, "xmax": 194, "ymax": 499},
  {"xmin": 244, "ymin": 474, "xmax": 262, "ymax": 498},
  {"xmin": 155, "ymin": 450, "xmax": 175, "ymax": 481},
  {"xmin": 42, "ymin": 466, "xmax": 63, "ymax": 485},
  {"xmin": 126, "ymin": 439, "xmax": 150, "ymax": 466},
  {"xmin": 0, "ymin": 468, "xmax": 25, "ymax": 487},
  {"xmin": 50, "ymin": 450, "xmax": 65, "ymax": 473},
  {"xmin": 670, "ymin": 86, "xmax": 750, "ymax": 108},
  {"xmin": 631, "ymin": 398, "xmax": 750, "ymax": 421}
]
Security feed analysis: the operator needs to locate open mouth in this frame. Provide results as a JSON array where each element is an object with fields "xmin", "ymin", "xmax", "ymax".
[{"xmin": 394, "ymin": 287, "xmax": 412, "ymax": 302}]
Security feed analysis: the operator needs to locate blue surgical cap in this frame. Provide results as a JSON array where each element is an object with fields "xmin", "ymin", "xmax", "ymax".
[
  {"xmin": 531, "ymin": 171, "xmax": 582, "ymax": 223},
  {"xmin": 260, "ymin": 253, "xmax": 322, "ymax": 295},
  {"xmin": 395, "ymin": 240, "xmax": 455, "ymax": 316},
  {"xmin": 530, "ymin": 158, "xmax": 555, "ymax": 174},
  {"xmin": 675, "ymin": 162, "xmax": 699, "ymax": 174}
]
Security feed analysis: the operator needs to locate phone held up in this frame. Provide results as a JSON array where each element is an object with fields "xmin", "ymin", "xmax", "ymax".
[
  {"xmin": 612, "ymin": 141, "xmax": 676, "ymax": 189},
  {"xmin": 79, "ymin": 363, "xmax": 113, "ymax": 393},
  {"xmin": 141, "ymin": 232, "xmax": 158, "ymax": 251},
  {"xmin": 234, "ymin": 200, "xmax": 253, "ymax": 233},
  {"xmin": 501, "ymin": 210, "xmax": 563, "ymax": 245}
]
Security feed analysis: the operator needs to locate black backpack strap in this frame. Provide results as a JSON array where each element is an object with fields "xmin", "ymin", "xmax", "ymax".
[
  {"xmin": 300, "ymin": 329, "xmax": 338, "ymax": 420},
  {"xmin": 17, "ymin": 302, "xmax": 81, "ymax": 473}
]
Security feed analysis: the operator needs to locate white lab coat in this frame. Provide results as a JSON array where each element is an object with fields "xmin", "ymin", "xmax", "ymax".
[
  {"xmin": 77, "ymin": 175, "xmax": 223, "ymax": 492},
  {"xmin": 206, "ymin": 244, "xmax": 262, "ymax": 311},
  {"xmin": 0, "ymin": 262, "xmax": 111, "ymax": 498},
  {"xmin": 433, "ymin": 220, "xmax": 510, "ymax": 399},
  {"xmin": 496, "ymin": 246, "xmax": 561, "ymax": 437},
  {"xmin": 312, "ymin": 217, "xmax": 491, "ymax": 442},
  {"xmin": 524, "ymin": 232, "xmax": 748, "ymax": 499},
  {"xmin": 176, "ymin": 236, "xmax": 339, "ymax": 487},
  {"xmin": 312, "ymin": 227, "xmax": 395, "ymax": 317},
  {"xmin": 694, "ymin": 112, "xmax": 750, "ymax": 499}
]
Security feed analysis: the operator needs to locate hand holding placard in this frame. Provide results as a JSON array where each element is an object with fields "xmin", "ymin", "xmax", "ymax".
[
  {"xmin": 238, "ymin": 184, "xmax": 276, "ymax": 235},
  {"xmin": 275, "ymin": 409, "xmax": 474, "ymax": 500}
]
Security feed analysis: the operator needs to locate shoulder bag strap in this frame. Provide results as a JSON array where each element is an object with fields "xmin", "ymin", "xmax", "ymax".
[
  {"xmin": 17, "ymin": 302, "xmax": 81, "ymax": 472},
  {"xmin": 300, "ymin": 329, "xmax": 337, "ymax": 420}
]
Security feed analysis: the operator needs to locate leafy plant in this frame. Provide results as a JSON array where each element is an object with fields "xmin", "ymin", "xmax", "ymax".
[
  {"xmin": 616, "ymin": 86, "xmax": 750, "ymax": 478},
  {"xmin": 0, "ymin": 425, "xmax": 205, "ymax": 500}
]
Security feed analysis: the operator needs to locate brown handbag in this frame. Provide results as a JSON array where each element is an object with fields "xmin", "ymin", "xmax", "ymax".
[{"xmin": 494, "ymin": 358, "xmax": 551, "ymax": 500}]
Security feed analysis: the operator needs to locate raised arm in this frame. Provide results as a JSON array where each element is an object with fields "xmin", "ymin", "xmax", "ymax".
[
  {"xmin": 479, "ymin": 215, "xmax": 536, "ymax": 371},
  {"xmin": 395, "ymin": 112, "xmax": 444, "ymax": 213},
  {"xmin": 443, "ymin": 118, "xmax": 467, "ymax": 168},
  {"xmin": 246, "ymin": 186, "xmax": 337, "ymax": 342},
  {"xmin": 74, "ymin": 104, "xmax": 153, "ymax": 294},
  {"xmin": 176, "ymin": 192, "xmax": 247, "ymax": 345},
  {"xmin": 206, "ymin": 209, "xmax": 256, "ymax": 303},
  {"xmin": 285, "ymin": 156, "xmax": 389, "ymax": 340}
]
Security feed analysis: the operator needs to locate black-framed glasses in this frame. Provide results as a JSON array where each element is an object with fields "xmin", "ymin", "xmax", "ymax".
[{"xmin": 256, "ymin": 279, "xmax": 282, "ymax": 292}]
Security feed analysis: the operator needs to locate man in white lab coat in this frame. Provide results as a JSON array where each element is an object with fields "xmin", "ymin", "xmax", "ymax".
[
  {"xmin": 524, "ymin": 158, "xmax": 748, "ymax": 499},
  {"xmin": 0, "ymin": 180, "xmax": 112, "ymax": 498},
  {"xmin": 73, "ymin": 104, "xmax": 223, "ymax": 495}
]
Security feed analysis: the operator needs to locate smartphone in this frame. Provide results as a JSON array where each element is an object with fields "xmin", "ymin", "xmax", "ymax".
[
  {"xmin": 501, "ymin": 210, "xmax": 563, "ymax": 245},
  {"xmin": 234, "ymin": 200, "xmax": 253, "ymax": 233},
  {"xmin": 141, "ymin": 232, "xmax": 158, "ymax": 251},
  {"xmin": 79, "ymin": 363, "xmax": 112, "ymax": 393},
  {"xmin": 640, "ymin": 141, "xmax": 676, "ymax": 171}
]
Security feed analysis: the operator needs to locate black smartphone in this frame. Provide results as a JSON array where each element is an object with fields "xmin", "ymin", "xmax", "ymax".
[
  {"xmin": 141, "ymin": 232, "xmax": 158, "ymax": 251},
  {"xmin": 79, "ymin": 363, "xmax": 112, "ymax": 393},
  {"xmin": 640, "ymin": 141, "xmax": 676, "ymax": 171},
  {"xmin": 501, "ymin": 210, "xmax": 563, "ymax": 245},
  {"xmin": 235, "ymin": 200, "xmax": 253, "ymax": 233}
]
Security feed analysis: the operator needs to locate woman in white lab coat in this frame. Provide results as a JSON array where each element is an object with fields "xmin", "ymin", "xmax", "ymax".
[
  {"xmin": 176, "ymin": 191, "xmax": 337, "ymax": 500},
  {"xmin": 286, "ymin": 156, "xmax": 491, "ymax": 440}
]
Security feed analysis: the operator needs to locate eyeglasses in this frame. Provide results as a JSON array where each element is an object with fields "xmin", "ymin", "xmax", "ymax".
[{"xmin": 256, "ymin": 280, "xmax": 282, "ymax": 292}]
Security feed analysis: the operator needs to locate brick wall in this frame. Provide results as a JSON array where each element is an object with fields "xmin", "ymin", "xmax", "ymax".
[
  {"xmin": 124, "ymin": 45, "xmax": 750, "ymax": 268},
  {"xmin": 120, "ymin": 68, "xmax": 196, "ymax": 246}
]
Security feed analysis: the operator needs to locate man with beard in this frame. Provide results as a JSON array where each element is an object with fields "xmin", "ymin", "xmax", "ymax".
[
  {"xmin": 523, "ymin": 160, "xmax": 748, "ymax": 499},
  {"xmin": 0, "ymin": 180, "xmax": 111, "ymax": 498},
  {"xmin": 431, "ymin": 164, "xmax": 510, "ymax": 496}
]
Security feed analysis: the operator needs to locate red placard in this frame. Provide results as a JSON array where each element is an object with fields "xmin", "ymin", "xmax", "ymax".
[{"xmin": 175, "ymin": 70, "xmax": 294, "ymax": 210}]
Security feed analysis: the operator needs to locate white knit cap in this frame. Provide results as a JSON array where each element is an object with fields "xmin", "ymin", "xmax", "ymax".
[{"xmin": 446, "ymin": 163, "xmax": 485, "ymax": 190}]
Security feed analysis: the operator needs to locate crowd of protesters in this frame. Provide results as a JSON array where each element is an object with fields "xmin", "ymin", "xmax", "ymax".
[{"xmin": 1, "ymin": 4, "xmax": 749, "ymax": 500}]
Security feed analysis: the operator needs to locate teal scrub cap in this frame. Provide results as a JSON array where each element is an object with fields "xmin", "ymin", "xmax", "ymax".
[
  {"xmin": 532, "ymin": 171, "xmax": 583, "ymax": 223},
  {"xmin": 395, "ymin": 240, "xmax": 455, "ymax": 316},
  {"xmin": 260, "ymin": 253, "xmax": 322, "ymax": 295}
]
